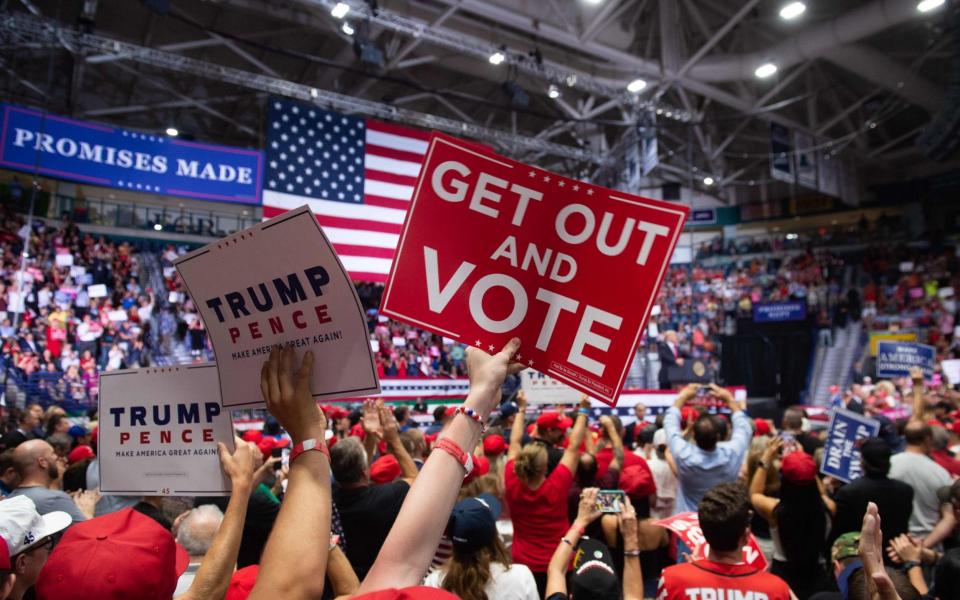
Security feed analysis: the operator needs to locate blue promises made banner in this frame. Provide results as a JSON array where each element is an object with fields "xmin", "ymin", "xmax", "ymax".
[
  {"xmin": 752, "ymin": 300, "xmax": 807, "ymax": 322},
  {"xmin": 821, "ymin": 409, "xmax": 880, "ymax": 483},
  {"xmin": 0, "ymin": 103, "xmax": 262, "ymax": 204},
  {"xmin": 877, "ymin": 341, "xmax": 935, "ymax": 379}
]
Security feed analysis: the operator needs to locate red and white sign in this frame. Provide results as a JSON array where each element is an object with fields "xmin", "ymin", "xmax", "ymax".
[
  {"xmin": 655, "ymin": 512, "xmax": 767, "ymax": 571},
  {"xmin": 380, "ymin": 133, "xmax": 688, "ymax": 405},
  {"xmin": 175, "ymin": 205, "xmax": 381, "ymax": 408}
]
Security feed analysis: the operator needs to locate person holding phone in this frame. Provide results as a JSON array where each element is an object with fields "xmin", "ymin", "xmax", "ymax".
[{"xmin": 663, "ymin": 384, "xmax": 752, "ymax": 513}]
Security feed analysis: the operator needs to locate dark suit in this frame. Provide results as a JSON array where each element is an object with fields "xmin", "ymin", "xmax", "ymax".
[
  {"xmin": 829, "ymin": 473, "xmax": 913, "ymax": 560},
  {"xmin": 657, "ymin": 341, "xmax": 685, "ymax": 390}
]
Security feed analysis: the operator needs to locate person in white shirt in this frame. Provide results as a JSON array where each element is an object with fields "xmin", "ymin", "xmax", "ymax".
[
  {"xmin": 890, "ymin": 421, "xmax": 953, "ymax": 541},
  {"xmin": 642, "ymin": 429, "xmax": 677, "ymax": 519},
  {"xmin": 423, "ymin": 494, "xmax": 538, "ymax": 600}
]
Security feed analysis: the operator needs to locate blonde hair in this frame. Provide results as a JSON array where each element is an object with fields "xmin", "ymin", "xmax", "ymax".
[
  {"xmin": 513, "ymin": 443, "xmax": 547, "ymax": 485},
  {"xmin": 440, "ymin": 536, "xmax": 512, "ymax": 600}
]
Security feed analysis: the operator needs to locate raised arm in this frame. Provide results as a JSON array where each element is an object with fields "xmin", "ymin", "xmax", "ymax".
[
  {"xmin": 361, "ymin": 400, "xmax": 383, "ymax": 461},
  {"xmin": 177, "ymin": 440, "xmax": 259, "ymax": 600},
  {"xmin": 909, "ymin": 367, "xmax": 925, "ymax": 423},
  {"xmin": 326, "ymin": 543, "xmax": 361, "ymax": 599},
  {"xmin": 358, "ymin": 339, "xmax": 524, "ymax": 593},
  {"xmin": 559, "ymin": 396, "xmax": 590, "ymax": 474},
  {"xmin": 379, "ymin": 401, "xmax": 418, "ymax": 483},
  {"xmin": 249, "ymin": 347, "xmax": 331, "ymax": 600},
  {"xmin": 859, "ymin": 502, "xmax": 903, "ymax": 600},
  {"xmin": 619, "ymin": 496, "xmax": 643, "ymax": 600},
  {"xmin": 749, "ymin": 437, "xmax": 781, "ymax": 525},
  {"xmin": 507, "ymin": 390, "xmax": 527, "ymax": 461},
  {"xmin": 546, "ymin": 488, "xmax": 602, "ymax": 598},
  {"xmin": 599, "ymin": 415, "xmax": 624, "ymax": 473}
]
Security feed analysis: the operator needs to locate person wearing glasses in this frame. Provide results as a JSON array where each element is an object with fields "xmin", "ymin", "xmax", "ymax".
[{"xmin": 0, "ymin": 495, "xmax": 71, "ymax": 600}]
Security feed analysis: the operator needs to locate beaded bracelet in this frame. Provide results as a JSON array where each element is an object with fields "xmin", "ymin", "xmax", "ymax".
[
  {"xmin": 454, "ymin": 405, "xmax": 487, "ymax": 433},
  {"xmin": 577, "ymin": 408, "xmax": 590, "ymax": 417}
]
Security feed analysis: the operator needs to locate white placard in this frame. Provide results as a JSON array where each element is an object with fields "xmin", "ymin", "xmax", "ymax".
[
  {"xmin": 899, "ymin": 261, "xmax": 914, "ymax": 273},
  {"xmin": 163, "ymin": 267, "xmax": 177, "ymax": 279},
  {"xmin": 168, "ymin": 291, "xmax": 183, "ymax": 304},
  {"xmin": 107, "ymin": 310, "xmax": 128, "ymax": 322},
  {"xmin": 442, "ymin": 337, "xmax": 456, "ymax": 346},
  {"xmin": 939, "ymin": 287, "xmax": 955, "ymax": 299},
  {"xmin": 98, "ymin": 364, "xmax": 235, "ymax": 496},
  {"xmin": 520, "ymin": 370, "xmax": 584, "ymax": 404},
  {"xmin": 174, "ymin": 205, "xmax": 380, "ymax": 408},
  {"xmin": 370, "ymin": 339, "xmax": 380, "ymax": 353},
  {"xmin": 88, "ymin": 284, "xmax": 108, "ymax": 298},
  {"xmin": 55, "ymin": 254, "xmax": 74, "ymax": 268},
  {"xmin": 392, "ymin": 336, "xmax": 407, "ymax": 348},
  {"xmin": 69, "ymin": 266, "xmax": 86, "ymax": 279},
  {"xmin": 942, "ymin": 360, "xmax": 960, "ymax": 386},
  {"xmin": 651, "ymin": 305, "xmax": 662, "ymax": 317}
]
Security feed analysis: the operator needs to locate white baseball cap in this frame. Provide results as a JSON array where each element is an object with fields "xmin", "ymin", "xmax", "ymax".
[
  {"xmin": 0, "ymin": 496, "xmax": 72, "ymax": 556},
  {"xmin": 653, "ymin": 428, "xmax": 667, "ymax": 448}
]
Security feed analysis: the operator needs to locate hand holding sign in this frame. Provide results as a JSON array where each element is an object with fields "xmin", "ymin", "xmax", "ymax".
[
  {"xmin": 260, "ymin": 347, "xmax": 326, "ymax": 445},
  {"xmin": 465, "ymin": 337, "xmax": 525, "ymax": 414}
]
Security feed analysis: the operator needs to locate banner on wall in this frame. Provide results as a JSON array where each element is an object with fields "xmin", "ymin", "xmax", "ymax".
[
  {"xmin": 0, "ymin": 103, "xmax": 262, "ymax": 204},
  {"xmin": 794, "ymin": 131, "xmax": 817, "ymax": 190},
  {"xmin": 380, "ymin": 133, "xmax": 688, "ymax": 406},
  {"xmin": 770, "ymin": 123, "xmax": 794, "ymax": 184},
  {"xmin": 98, "ymin": 365, "xmax": 235, "ymax": 496},
  {"xmin": 174, "ymin": 205, "xmax": 381, "ymax": 408},
  {"xmin": 752, "ymin": 300, "xmax": 807, "ymax": 323}
]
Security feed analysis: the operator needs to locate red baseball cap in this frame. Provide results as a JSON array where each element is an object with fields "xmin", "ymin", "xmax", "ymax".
[
  {"xmin": 680, "ymin": 407, "xmax": 699, "ymax": 427},
  {"xmin": 225, "ymin": 565, "xmax": 258, "ymax": 600},
  {"xmin": 370, "ymin": 454, "xmax": 401, "ymax": 484},
  {"xmin": 753, "ymin": 419, "xmax": 771, "ymax": 437},
  {"xmin": 620, "ymin": 464, "xmax": 656, "ymax": 498},
  {"xmin": 241, "ymin": 429, "xmax": 263, "ymax": 444},
  {"xmin": 36, "ymin": 508, "xmax": 189, "ymax": 600},
  {"xmin": 536, "ymin": 412, "xmax": 573, "ymax": 431},
  {"xmin": 444, "ymin": 406, "xmax": 458, "ymax": 417},
  {"xmin": 780, "ymin": 451, "xmax": 817, "ymax": 485},
  {"xmin": 482, "ymin": 435, "xmax": 507, "ymax": 456},
  {"xmin": 950, "ymin": 420, "xmax": 960, "ymax": 435},
  {"xmin": 350, "ymin": 423, "xmax": 366, "ymax": 439},
  {"xmin": 67, "ymin": 444, "xmax": 95, "ymax": 464},
  {"xmin": 351, "ymin": 587, "xmax": 460, "ymax": 600},
  {"xmin": 0, "ymin": 538, "xmax": 9, "ymax": 571},
  {"xmin": 257, "ymin": 437, "xmax": 277, "ymax": 460},
  {"xmin": 463, "ymin": 455, "xmax": 490, "ymax": 485}
]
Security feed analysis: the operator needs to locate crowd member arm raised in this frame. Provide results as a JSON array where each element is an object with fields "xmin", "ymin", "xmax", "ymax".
[
  {"xmin": 249, "ymin": 347, "xmax": 332, "ymax": 600},
  {"xmin": 357, "ymin": 338, "xmax": 525, "ymax": 593}
]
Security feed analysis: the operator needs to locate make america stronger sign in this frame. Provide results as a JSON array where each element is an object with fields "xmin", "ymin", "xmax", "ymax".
[{"xmin": 381, "ymin": 133, "xmax": 687, "ymax": 405}]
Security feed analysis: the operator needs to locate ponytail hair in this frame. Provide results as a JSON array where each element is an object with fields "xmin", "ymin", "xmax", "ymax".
[
  {"xmin": 513, "ymin": 443, "xmax": 547, "ymax": 485},
  {"xmin": 440, "ymin": 536, "xmax": 512, "ymax": 600}
]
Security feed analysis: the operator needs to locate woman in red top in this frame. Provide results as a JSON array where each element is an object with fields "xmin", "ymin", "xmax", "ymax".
[{"xmin": 505, "ymin": 392, "xmax": 588, "ymax": 598}]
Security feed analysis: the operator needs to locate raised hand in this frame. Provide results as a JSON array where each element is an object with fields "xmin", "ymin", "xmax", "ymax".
[
  {"xmin": 260, "ymin": 346, "xmax": 326, "ymax": 445},
  {"xmin": 465, "ymin": 338, "xmax": 524, "ymax": 413},
  {"xmin": 859, "ymin": 502, "xmax": 902, "ymax": 600},
  {"xmin": 219, "ymin": 438, "xmax": 261, "ymax": 490},
  {"xmin": 575, "ymin": 487, "xmax": 603, "ymax": 527},
  {"xmin": 362, "ymin": 399, "xmax": 383, "ymax": 439},
  {"xmin": 378, "ymin": 400, "xmax": 400, "ymax": 442}
]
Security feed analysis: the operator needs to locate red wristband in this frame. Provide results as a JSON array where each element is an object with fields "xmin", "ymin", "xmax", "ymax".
[
  {"xmin": 433, "ymin": 438, "xmax": 472, "ymax": 474},
  {"xmin": 289, "ymin": 438, "xmax": 330, "ymax": 464}
]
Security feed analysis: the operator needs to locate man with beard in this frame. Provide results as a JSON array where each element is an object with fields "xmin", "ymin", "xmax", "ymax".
[{"xmin": 8, "ymin": 440, "xmax": 87, "ymax": 523}]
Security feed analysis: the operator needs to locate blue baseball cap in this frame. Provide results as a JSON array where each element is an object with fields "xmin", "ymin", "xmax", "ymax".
[
  {"xmin": 67, "ymin": 425, "xmax": 88, "ymax": 438},
  {"xmin": 447, "ymin": 493, "xmax": 501, "ymax": 554},
  {"xmin": 498, "ymin": 401, "xmax": 519, "ymax": 419}
]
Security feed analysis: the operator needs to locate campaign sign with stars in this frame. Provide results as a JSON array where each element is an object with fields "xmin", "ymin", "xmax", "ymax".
[
  {"xmin": 174, "ymin": 205, "xmax": 381, "ymax": 408},
  {"xmin": 0, "ymin": 103, "xmax": 262, "ymax": 204},
  {"xmin": 380, "ymin": 133, "xmax": 688, "ymax": 406}
]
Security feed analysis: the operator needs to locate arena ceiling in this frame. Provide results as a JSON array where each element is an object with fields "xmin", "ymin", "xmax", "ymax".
[{"xmin": 0, "ymin": 0, "xmax": 955, "ymax": 205}]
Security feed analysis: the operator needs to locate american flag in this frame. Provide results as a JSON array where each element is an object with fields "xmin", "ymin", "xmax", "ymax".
[{"xmin": 263, "ymin": 98, "xmax": 428, "ymax": 282}]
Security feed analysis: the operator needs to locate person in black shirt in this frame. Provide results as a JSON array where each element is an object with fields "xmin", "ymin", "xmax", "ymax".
[
  {"xmin": 829, "ymin": 438, "xmax": 913, "ymax": 557},
  {"xmin": 781, "ymin": 406, "xmax": 823, "ymax": 456},
  {"xmin": 331, "ymin": 403, "xmax": 418, "ymax": 580}
]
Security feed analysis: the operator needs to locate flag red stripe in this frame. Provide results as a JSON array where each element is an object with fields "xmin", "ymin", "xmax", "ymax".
[
  {"xmin": 331, "ymin": 244, "xmax": 396, "ymax": 259},
  {"xmin": 364, "ymin": 195, "xmax": 410, "ymax": 210},
  {"xmin": 366, "ymin": 119, "xmax": 432, "ymax": 141},
  {"xmin": 262, "ymin": 205, "xmax": 287, "ymax": 218},
  {"xmin": 316, "ymin": 215, "xmax": 402, "ymax": 235},
  {"xmin": 364, "ymin": 169, "xmax": 418, "ymax": 187},
  {"xmin": 365, "ymin": 144, "xmax": 424, "ymax": 164},
  {"xmin": 346, "ymin": 271, "xmax": 388, "ymax": 283}
]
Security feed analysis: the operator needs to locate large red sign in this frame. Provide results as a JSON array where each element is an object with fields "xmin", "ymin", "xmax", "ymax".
[
  {"xmin": 655, "ymin": 512, "xmax": 768, "ymax": 571},
  {"xmin": 380, "ymin": 133, "xmax": 687, "ymax": 405}
]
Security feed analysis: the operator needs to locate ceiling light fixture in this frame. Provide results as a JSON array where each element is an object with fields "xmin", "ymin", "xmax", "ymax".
[
  {"xmin": 703, "ymin": 176, "xmax": 715, "ymax": 186},
  {"xmin": 331, "ymin": 2, "xmax": 350, "ymax": 19},
  {"xmin": 165, "ymin": 127, "xmax": 178, "ymax": 137},
  {"xmin": 547, "ymin": 84, "xmax": 560, "ymax": 99},
  {"xmin": 154, "ymin": 223, "xmax": 163, "ymax": 231},
  {"xmin": 779, "ymin": 2, "xmax": 806, "ymax": 20},
  {"xmin": 917, "ymin": 0, "xmax": 945, "ymax": 12},
  {"xmin": 754, "ymin": 62, "xmax": 778, "ymax": 78},
  {"xmin": 488, "ymin": 51, "xmax": 505, "ymax": 65},
  {"xmin": 342, "ymin": 22, "xmax": 354, "ymax": 35},
  {"xmin": 626, "ymin": 78, "xmax": 647, "ymax": 93}
]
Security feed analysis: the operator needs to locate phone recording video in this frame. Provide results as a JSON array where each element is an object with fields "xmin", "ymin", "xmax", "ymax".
[{"xmin": 596, "ymin": 490, "xmax": 626, "ymax": 513}]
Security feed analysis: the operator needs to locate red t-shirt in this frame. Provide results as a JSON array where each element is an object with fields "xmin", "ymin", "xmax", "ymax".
[
  {"xmin": 657, "ymin": 559, "xmax": 791, "ymax": 600},
  {"xmin": 504, "ymin": 459, "xmax": 573, "ymax": 572},
  {"xmin": 932, "ymin": 449, "xmax": 960, "ymax": 477}
]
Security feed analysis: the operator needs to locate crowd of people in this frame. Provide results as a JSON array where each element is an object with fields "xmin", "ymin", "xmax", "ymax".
[{"xmin": 0, "ymin": 339, "xmax": 957, "ymax": 599}]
